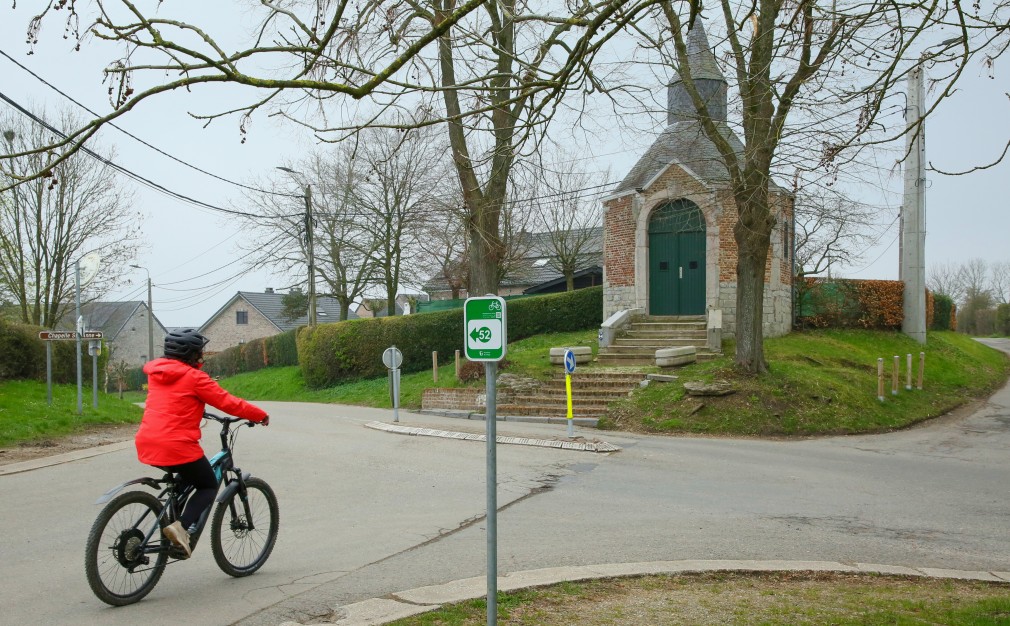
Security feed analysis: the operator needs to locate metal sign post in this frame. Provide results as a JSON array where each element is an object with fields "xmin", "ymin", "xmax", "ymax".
[
  {"xmin": 463, "ymin": 295, "xmax": 507, "ymax": 626},
  {"xmin": 89, "ymin": 339, "xmax": 102, "ymax": 408},
  {"xmin": 564, "ymin": 349, "xmax": 576, "ymax": 437},
  {"xmin": 38, "ymin": 331, "xmax": 104, "ymax": 408},
  {"xmin": 382, "ymin": 346, "xmax": 403, "ymax": 423}
]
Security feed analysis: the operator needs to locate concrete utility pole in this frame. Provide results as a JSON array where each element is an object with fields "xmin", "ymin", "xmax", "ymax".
[
  {"xmin": 304, "ymin": 184, "xmax": 317, "ymax": 327},
  {"xmin": 901, "ymin": 64, "xmax": 927, "ymax": 344},
  {"xmin": 131, "ymin": 264, "xmax": 155, "ymax": 361}
]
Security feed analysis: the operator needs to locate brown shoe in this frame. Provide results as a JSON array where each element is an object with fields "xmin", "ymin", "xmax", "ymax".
[{"xmin": 163, "ymin": 520, "xmax": 191, "ymax": 558}]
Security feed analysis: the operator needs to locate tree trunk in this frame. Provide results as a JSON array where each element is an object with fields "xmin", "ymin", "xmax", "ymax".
[
  {"xmin": 566, "ymin": 272, "xmax": 575, "ymax": 291},
  {"xmin": 467, "ymin": 197, "xmax": 503, "ymax": 295},
  {"xmin": 733, "ymin": 194, "xmax": 775, "ymax": 374}
]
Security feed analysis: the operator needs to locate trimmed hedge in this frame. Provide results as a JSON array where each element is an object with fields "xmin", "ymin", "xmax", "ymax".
[
  {"xmin": 203, "ymin": 329, "xmax": 299, "ymax": 378},
  {"xmin": 0, "ymin": 318, "xmax": 109, "ymax": 383},
  {"xmin": 932, "ymin": 294, "xmax": 957, "ymax": 331},
  {"xmin": 299, "ymin": 286, "xmax": 603, "ymax": 388},
  {"xmin": 796, "ymin": 279, "xmax": 940, "ymax": 331}
]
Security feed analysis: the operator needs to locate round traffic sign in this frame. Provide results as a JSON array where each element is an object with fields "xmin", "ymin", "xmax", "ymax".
[
  {"xmin": 382, "ymin": 346, "xmax": 403, "ymax": 369},
  {"xmin": 564, "ymin": 349, "xmax": 576, "ymax": 374}
]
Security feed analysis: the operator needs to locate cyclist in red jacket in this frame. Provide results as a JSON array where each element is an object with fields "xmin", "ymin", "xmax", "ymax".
[{"xmin": 135, "ymin": 329, "xmax": 269, "ymax": 558}]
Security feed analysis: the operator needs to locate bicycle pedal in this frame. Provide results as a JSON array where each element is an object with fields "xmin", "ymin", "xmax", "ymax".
[{"xmin": 168, "ymin": 546, "xmax": 191, "ymax": 560}]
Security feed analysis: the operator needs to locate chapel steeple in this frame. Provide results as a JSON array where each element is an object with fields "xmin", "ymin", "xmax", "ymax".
[{"xmin": 667, "ymin": 21, "xmax": 728, "ymax": 125}]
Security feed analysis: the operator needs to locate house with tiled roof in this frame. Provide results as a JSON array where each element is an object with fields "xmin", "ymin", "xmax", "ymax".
[
  {"xmin": 421, "ymin": 228, "xmax": 603, "ymax": 300},
  {"xmin": 602, "ymin": 22, "xmax": 793, "ymax": 337},
  {"xmin": 198, "ymin": 288, "xmax": 357, "ymax": 353},
  {"xmin": 56, "ymin": 301, "xmax": 167, "ymax": 367}
]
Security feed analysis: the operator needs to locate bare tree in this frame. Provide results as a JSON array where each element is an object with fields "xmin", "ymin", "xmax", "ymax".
[
  {"xmin": 927, "ymin": 260, "xmax": 964, "ymax": 301},
  {"xmin": 358, "ymin": 122, "xmax": 450, "ymax": 316},
  {"xmin": 990, "ymin": 260, "xmax": 1010, "ymax": 305},
  {"xmin": 793, "ymin": 189, "xmax": 877, "ymax": 279},
  {"xmin": 526, "ymin": 154, "xmax": 605, "ymax": 291},
  {"xmin": 957, "ymin": 257, "xmax": 994, "ymax": 335},
  {"xmin": 244, "ymin": 149, "xmax": 377, "ymax": 321},
  {"xmin": 415, "ymin": 199, "xmax": 469, "ymax": 299},
  {"xmin": 0, "ymin": 107, "xmax": 140, "ymax": 327}
]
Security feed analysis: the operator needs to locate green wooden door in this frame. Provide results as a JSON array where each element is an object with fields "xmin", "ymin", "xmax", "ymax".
[{"xmin": 649, "ymin": 200, "xmax": 706, "ymax": 315}]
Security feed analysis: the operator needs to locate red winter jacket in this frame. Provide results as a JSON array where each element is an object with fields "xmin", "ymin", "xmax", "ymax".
[{"xmin": 135, "ymin": 358, "xmax": 268, "ymax": 466}]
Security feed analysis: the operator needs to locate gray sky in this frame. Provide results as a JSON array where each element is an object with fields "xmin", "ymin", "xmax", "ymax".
[{"xmin": 1, "ymin": 3, "xmax": 1007, "ymax": 328}]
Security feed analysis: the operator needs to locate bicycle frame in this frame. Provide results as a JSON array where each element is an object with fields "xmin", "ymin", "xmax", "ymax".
[{"xmin": 94, "ymin": 413, "xmax": 258, "ymax": 561}]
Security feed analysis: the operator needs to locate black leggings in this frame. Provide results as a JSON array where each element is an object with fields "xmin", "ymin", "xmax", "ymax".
[{"xmin": 158, "ymin": 457, "xmax": 218, "ymax": 529}]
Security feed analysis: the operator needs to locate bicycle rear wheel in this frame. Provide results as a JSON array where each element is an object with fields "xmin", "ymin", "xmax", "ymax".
[
  {"xmin": 210, "ymin": 477, "xmax": 279, "ymax": 577},
  {"xmin": 84, "ymin": 490, "xmax": 168, "ymax": 606}
]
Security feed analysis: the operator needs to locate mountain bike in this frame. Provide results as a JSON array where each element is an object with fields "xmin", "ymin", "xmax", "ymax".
[{"xmin": 84, "ymin": 412, "xmax": 279, "ymax": 606}]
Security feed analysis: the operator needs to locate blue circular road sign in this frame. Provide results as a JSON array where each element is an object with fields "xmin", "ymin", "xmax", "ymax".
[{"xmin": 564, "ymin": 349, "xmax": 576, "ymax": 374}]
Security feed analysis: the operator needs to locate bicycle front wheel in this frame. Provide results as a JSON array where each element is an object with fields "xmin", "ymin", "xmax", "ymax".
[
  {"xmin": 84, "ymin": 490, "xmax": 168, "ymax": 606},
  {"xmin": 211, "ymin": 477, "xmax": 279, "ymax": 577}
]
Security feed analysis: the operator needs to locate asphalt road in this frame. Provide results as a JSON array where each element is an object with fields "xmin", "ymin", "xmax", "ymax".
[{"xmin": 3, "ymin": 339, "xmax": 1009, "ymax": 626}]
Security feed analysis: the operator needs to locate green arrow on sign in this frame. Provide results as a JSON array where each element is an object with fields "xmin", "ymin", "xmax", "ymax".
[{"xmin": 470, "ymin": 326, "xmax": 492, "ymax": 343}]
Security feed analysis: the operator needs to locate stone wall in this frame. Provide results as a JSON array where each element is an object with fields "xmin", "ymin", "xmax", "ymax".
[{"xmin": 202, "ymin": 298, "xmax": 280, "ymax": 352}]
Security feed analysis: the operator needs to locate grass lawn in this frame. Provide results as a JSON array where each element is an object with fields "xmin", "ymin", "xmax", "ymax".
[
  {"xmin": 603, "ymin": 330, "xmax": 1010, "ymax": 436},
  {"xmin": 0, "ymin": 380, "xmax": 143, "ymax": 447},
  {"xmin": 383, "ymin": 572, "xmax": 1010, "ymax": 625}
]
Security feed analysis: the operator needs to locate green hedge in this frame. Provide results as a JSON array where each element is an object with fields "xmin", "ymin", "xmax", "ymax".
[
  {"xmin": 996, "ymin": 303, "xmax": 1010, "ymax": 337},
  {"xmin": 203, "ymin": 329, "xmax": 299, "ymax": 378},
  {"xmin": 932, "ymin": 294, "xmax": 957, "ymax": 331},
  {"xmin": 0, "ymin": 318, "xmax": 109, "ymax": 383},
  {"xmin": 299, "ymin": 286, "xmax": 603, "ymax": 388}
]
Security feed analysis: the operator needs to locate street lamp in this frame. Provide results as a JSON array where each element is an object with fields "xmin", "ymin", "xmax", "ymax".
[
  {"xmin": 130, "ymin": 264, "xmax": 155, "ymax": 362},
  {"xmin": 276, "ymin": 166, "xmax": 317, "ymax": 327}
]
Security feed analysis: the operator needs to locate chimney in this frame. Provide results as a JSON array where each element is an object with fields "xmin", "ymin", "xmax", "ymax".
[{"xmin": 265, "ymin": 287, "xmax": 274, "ymax": 294}]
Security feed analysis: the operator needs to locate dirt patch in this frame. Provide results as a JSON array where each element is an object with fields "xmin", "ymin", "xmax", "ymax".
[{"xmin": 0, "ymin": 424, "xmax": 136, "ymax": 466}]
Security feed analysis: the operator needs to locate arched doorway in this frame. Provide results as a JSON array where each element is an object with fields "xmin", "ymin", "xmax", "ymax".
[{"xmin": 648, "ymin": 199, "xmax": 706, "ymax": 315}]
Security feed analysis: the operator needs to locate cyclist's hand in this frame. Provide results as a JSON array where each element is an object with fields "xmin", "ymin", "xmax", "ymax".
[{"xmin": 261, "ymin": 415, "xmax": 270, "ymax": 426}]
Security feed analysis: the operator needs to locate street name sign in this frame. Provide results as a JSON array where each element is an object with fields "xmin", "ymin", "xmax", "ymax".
[
  {"xmin": 464, "ymin": 296, "xmax": 506, "ymax": 362},
  {"xmin": 38, "ymin": 331, "xmax": 103, "ymax": 340}
]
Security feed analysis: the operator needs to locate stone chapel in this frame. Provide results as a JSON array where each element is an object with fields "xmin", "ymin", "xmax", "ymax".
[{"xmin": 601, "ymin": 22, "xmax": 794, "ymax": 346}]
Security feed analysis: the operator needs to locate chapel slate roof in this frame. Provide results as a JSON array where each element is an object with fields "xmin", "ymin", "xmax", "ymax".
[
  {"xmin": 612, "ymin": 121, "xmax": 745, "ymax": 194},
  {"xmin": 675, "ymin": 19, "xmax": 724, "ymax": 83}
]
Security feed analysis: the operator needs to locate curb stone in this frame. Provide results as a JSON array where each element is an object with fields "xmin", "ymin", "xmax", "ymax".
[
  {"xmin": 278, "ymin": 561, "xmax": 1010, "ymax": 626},
  {"xmin": 365, "ymin": 421, "xmax": 620, "ymax": 453}
]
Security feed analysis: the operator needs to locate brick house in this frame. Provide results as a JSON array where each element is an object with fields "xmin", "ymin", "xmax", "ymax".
[
  {"xmin": 57, "ymin": 301, "xmax": 167, "ymax": 367},
  {"xmin": 199, "ymin": 289, "xmax": 357, "ymax": 353},
  {"xmin": 602, "ymin": 23, "xmax": 793, "ymax": 337}
]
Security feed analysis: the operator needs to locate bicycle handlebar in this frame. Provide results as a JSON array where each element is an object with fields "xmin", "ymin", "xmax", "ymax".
[{"xmin": 203, "ymin": 412, "xmax": 257, "ymax": 427}]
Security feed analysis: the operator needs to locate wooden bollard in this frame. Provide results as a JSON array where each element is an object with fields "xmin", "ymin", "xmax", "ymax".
[
  {"xmin": 877, "ymin": 358, "xmax": 884, "ymax": 401},
  {"xmin": 432, "ymin": 351, "xmax": 438, "ymax": 383},
  {"xmin": 906, "ymin": 353, "xmax": 912, "ymax": 391},
  {"xmin": 455, "ymin": 349, "xmax": 460, "ymax": 379},
  {"xmin": 892, "ymin": 356, "xmax": 899, "ymax": 396},
  {"xmin": 917, "ymin": 352, "xmax": 925, "ymax": 390}
]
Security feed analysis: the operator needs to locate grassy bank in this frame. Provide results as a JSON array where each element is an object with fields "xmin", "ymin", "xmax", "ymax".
[
  {"xmin": 603, "ymin": 330, "xmax": 1010, "ymax": 436},
  {"xmin": 0, "ymin": 380, "xmax": 143, "ymax": 447},
  {"xmin": 220, "ymin": 329, "xmax": 1009, "ymax": 438},
  {"xmin": 384, "ymin": 572, "xmax": 1010, "ymax": 625}
]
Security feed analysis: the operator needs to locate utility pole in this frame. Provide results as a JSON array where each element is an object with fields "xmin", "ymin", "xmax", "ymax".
[
  {"xmin": 131, "ymin": 265, "xmax": 155, "ymax": 361},
  {"xmin": 901, "ymin": 64, "xmax": 927, "ymax": 344},
  {"xmin": 304, "ymin": 184, "xmax": 317, "ymax": 327},
  {"xmin": 278, "ymin": 166, "xmax": 317, "ymax": 327}
]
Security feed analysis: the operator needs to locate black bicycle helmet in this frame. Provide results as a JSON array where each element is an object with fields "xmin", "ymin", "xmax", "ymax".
[{"xmin": 164, "ymin": 329, "xmax": 210, "ymax": 362}]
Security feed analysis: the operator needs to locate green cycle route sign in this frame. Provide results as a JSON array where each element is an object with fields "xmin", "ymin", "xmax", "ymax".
[{"xmin": 463, "ymin": 295, "xmax": 506, "ymax": 362}]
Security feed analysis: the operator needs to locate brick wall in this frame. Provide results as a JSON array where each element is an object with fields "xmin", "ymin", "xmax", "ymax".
[
  {"xmin": 202, "ymin": 297, "xmax": 280, "ymax": 352},
  {"xmin": 422, "ymin": 388, "xmax": 484, "ymax": 411}
]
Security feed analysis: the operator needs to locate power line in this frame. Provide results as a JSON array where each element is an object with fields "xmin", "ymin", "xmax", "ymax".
[
  {"xmin": 0, "ymin": 48, "xmax": 300, "ymax": 200},
  {"xmin": 0, "ymin": 91, "xmax": 301, "ymax": 220}
]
